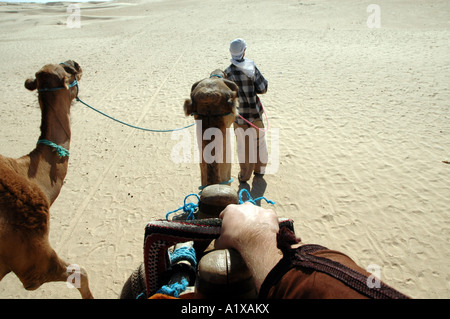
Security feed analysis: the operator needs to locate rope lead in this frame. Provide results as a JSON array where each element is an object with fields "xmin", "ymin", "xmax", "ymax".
[
  {"xmin": 238, "ymin": 188, "xmax": 275, "ymax": 206},
  {"xmin": 76, "ymin": 97, "xmax": 195, "ymax": 133}
]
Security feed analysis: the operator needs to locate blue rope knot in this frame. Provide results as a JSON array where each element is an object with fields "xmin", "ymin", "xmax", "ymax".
[
  {"xmin": 165, "ymin": 193, "xmax": 200, "ymax": 220},
  {"xmin": 156, "ymin": 278, "xmax": 189, "ymax": 298},
  {"xmin": 238, "ymin": 188, "xmax": 275, "ymax": 206},
  {"xmin": 37, "ymin": 139, "xmax": 70, "ymax": 157}
]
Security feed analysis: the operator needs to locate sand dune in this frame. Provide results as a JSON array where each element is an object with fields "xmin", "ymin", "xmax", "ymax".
[{"xmin": 0, "ymin": 0, "xmax": 449, "ymax": 299}]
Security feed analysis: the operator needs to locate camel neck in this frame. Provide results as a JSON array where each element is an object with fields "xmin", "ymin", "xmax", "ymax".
[
  {"xmin": 38, "ymin": 92, "xmax": 72, "ymax": 151},
  {"xmin": 26, "ymin": 92, "xmax": 72, "ymax": 204}
]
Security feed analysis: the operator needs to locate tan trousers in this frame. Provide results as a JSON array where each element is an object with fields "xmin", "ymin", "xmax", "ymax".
[{"xmin": 233, "ymin": 119, "xmax": 268, "ymax": 182}]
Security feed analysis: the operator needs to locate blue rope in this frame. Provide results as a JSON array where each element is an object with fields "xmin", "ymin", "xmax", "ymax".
[
  {"xmin": 156, "ymin": 278, "xmax": 189, "ymax": 298},
  {"xmin": 238, "ymin": 188, "xmax": 275, "ymax": 206},
  {"xmin": 170, "ymin": 246, "xmax": 197, "ymax": 268},
  {"xmin": 37, "ymin": 139, "xmax": 70, "ymax": 157},
  {"xmin": 156, "ymin": 246, "xmax": 197, "ymax": 298},
  {"xmin": 165, "ymin": 193, "xmax": 200, "ymax": 220},
  {"xmin": 136, "ymin": 292, "xmax": 146, "ymax": 299},
  {"xmin": 76, "ymin": 97, "xmax": 196, "ymax": 133}
]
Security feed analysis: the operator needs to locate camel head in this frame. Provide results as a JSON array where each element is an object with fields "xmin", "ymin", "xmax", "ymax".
[
  {"xmin": 184, "ymin": 70, "xmax": 239, "ymax": 120},
  {"xmin": 24, "ymin": 60, "xmax": 82, "ymax": 102},
  {"xmin": 22, "ymin": 61, "xmax": 82, "ymax": 160}
]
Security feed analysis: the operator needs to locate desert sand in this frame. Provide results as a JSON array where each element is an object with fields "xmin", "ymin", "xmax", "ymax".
[{"xmin": 0, "ymin": 0, "xmax": 448, "ymax": 299}]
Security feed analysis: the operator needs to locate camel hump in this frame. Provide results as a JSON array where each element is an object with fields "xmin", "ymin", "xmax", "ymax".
[{"xmin": 0, "ymin": 161, "xmax": 49, "ymax": 231}]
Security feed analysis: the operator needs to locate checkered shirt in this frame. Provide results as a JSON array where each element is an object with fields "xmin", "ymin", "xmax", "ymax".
[{"xmin": 224, "ymin": 63, "xmax": 268, "ymax": 125}]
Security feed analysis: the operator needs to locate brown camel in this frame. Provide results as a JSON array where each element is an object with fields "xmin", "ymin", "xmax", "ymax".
[
  {"xmin": 183, "ymin": 70, "xmax": 239, "ymax": 189},
  {"xmin": 0, "ymin": 61, "xmax": 93, "ymax": 299}
]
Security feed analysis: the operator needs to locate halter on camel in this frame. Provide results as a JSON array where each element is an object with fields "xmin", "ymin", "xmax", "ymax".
[{"xmin": 37, "ymin": 78, "xmax": 78, "ymax": 93}]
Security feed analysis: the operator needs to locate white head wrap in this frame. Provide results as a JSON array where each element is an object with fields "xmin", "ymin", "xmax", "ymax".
[{"xmin": 229, "ymin": 38, "xmax": 255, "ymax": 78}]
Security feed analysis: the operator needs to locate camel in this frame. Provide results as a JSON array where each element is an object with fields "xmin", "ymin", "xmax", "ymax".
[
  {"xmin": 183, "ymin": 70, "xmax": 239, "ymax": 190},
  {"xmin": 0, "ymin": 60, "xmax": 93, "ymax": 299}
]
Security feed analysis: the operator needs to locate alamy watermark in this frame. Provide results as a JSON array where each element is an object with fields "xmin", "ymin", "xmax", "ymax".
[
  {"xmin": 366, "ymin": 4, "xmax": 381, "ymax": 29},
  {"xmin": 170, "ymin": 122, "xmax": 280, "ymax": 175},
  {"xmin": 67, "ymin": 4, "xmax": 81, "ymax": 29},
  {"xmin": 63, "ymin": 3, "xmax": 381, "ymax": 170},
  {"xmin": 66, "ymin": 4, "xmax": 382, "ymax": 30},
  {"xmin": 66, "ymin": 264, "xmax": 82, "ymax": 289},
  {"xmin": 366, "ymin": 264, "xmax": 382, "ymax": 289}
]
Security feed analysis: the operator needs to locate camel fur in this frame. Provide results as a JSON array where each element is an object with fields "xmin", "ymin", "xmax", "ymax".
[{"xmin": 0, "ymin": 61, "xmax": 93, "ymax": 298}]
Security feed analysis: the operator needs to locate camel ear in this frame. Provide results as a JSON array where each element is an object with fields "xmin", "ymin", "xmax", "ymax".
[
  {"xmin": 190, "ymin": 80, "xmax": 201, "ymax": 94},
  {"xmin": 24, "ymin": 78, "xmax": 37, "ymax": 91},
  {"xmin": 184, "ymin": 80, "xmax": 201, "ymax": 116},
  {"xmin": 61, "ymin": 60, "xmax": 82, "ymax": 80},
  {"xmin": 184, "ymin": 99, "xmax": 195, "ymax": 116},
  {"xmin": 223, "ymin": 79, "xmax": 239, "ymax": 93},
  {"xmin": 72, "ymin": 61, "xmax": 82, "ymax": 75}
]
